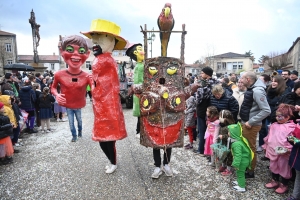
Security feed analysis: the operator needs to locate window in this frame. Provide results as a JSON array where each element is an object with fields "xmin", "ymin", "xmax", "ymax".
[
  {"xmin": 7, "ymin": 60, "xmax": 13, "ymax": 64},
  {"xmin": 5, "ymin": 43, "xmax": 12, "ymax": 52},
  {"xmin": 51, "ymin": 63, "xmax": 54, "ymax": 70},
  {"xmin": 112, "ymin": 51, "xmax": 119, "ymax": 56},
  {"xmin": 222, "ymin": 62, "xmax": 226, "ymax": 69},
  {"xmin": 86, "ymin": 61, "xmax": 91, "ymax": 69},
  {"xmin": 122, "ymin": 51, "xmax": 126, "ymax": 56},
  {"xmin": 217, "ymin": 62, "xmax": 221, "ymax": 69},
  {"xmin": 233, "ymin": 62, "xmax": 237, "ymax": 69},
  {"xmin": 238, "ymin": 62, "xmax": 243, "ymax": 69},
  {"xmin": 191, "ymin": 69, "xmax": 195, "ymax": 73}
]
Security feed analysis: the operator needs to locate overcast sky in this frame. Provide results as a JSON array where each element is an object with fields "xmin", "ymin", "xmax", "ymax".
[{"xmin": 0, "ymin": 0, "xmax": 299, "ymax": 64}]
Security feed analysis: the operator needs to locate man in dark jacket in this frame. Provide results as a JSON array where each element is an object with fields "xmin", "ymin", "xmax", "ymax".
[
  {"xmin": 282, "ymin": 70, "xmax": 295, "ymax": 90},
  {"xmin": 1, "ymin": 73, "xmax": 19, "ymax": 97},
  {"xmin": 239, "ymin": 71, "xmax": 271, "ymax": 178},
  {"xmin": 194, "ymin": 67, "xmax": 218, "ymax": 155}
]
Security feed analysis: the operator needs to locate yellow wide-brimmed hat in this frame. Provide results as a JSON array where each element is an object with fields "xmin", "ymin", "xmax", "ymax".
[{"xmin": 81, "ymin": 19, "xmax": 127, "ymax": 50}]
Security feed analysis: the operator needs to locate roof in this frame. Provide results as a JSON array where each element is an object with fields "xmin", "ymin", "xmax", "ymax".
[
  {"xmin": 213, "ymin": 52, "xmax": 250, "ymax": 58},
  {"xmin": 288, "ymin": 37, "xmax": 300, "ymax": 53},
  {"xmin": 18, "ymin": 55, "xmax": 60, "ymax": 63},
  {"xmin": 0, "ymin": 30, "xmax": 16, "ymax": 36},
  {"xmin": 253, "ymin": 63, "xmax": 259, "ymax": 69}
]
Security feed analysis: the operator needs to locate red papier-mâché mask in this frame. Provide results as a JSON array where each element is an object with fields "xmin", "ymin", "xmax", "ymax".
[{"xmin": 140, "ymin": 57, "xmax": 185, "ymax": 148}]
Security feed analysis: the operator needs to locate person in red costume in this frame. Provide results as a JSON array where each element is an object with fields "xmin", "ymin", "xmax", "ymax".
[
  {"xmin": 51, "ymin": 35, "xmax": 92, "ymax": 142},
  {"xmin": 81, "ymin": 19, "xmax": 127, "ymax": 174}
]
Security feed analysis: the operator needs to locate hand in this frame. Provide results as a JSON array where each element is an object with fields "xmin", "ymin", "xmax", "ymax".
[
  {"xmin": 295, "ymin": 105, "xmax": 300, "ymax": 111},
  {"xmin": 245, "ymin": 122, "xmax": 252, "ymax": 129},
  {"xmin": 56, "ymin": 94, "xmax": 66, "ymax": 106},
  {"xmin": 219, "ymin": 135, "xmax": 223, "ymax": 139}
]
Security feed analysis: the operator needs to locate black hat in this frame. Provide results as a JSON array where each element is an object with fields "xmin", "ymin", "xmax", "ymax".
[
  {"xmin": 291, "ymin": 70, "xmax": 298, "ymax": 76},
  {"xmin": 5, "ymin": 73, "xmax": 12, "ymax": 79},
  {"xmin": 125, "ymin": 43, "xmax": 142, "ymax": 61},
  {"xmin": 201, "ymin": 67, "xmax": 213, "ymax": 77}
]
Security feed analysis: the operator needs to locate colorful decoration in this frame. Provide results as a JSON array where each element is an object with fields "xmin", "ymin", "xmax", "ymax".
[
  {"xmin": 81, "ymin": 19, "xmax": 127, "ymax": 141},
  {"xmin": 140, "ymin": 57, "xmax": 187, "ymax": 148},
  {"xmin": 158, "ymin": 3, "xmax": 174, "ymax": 57}
]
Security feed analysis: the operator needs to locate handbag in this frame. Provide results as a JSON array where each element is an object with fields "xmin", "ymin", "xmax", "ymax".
[{"xmin": 210, "ymin": 141, "xmax": 230, "ymax": 162}]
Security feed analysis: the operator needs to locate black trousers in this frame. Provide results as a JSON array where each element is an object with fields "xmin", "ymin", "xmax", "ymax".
[
  {"xmin": 272, "ymin": 173, "xmax": 289, "ymax": 185},
  {"xmin": 153, "ymin": 148, "xmax": 172, "ymax": 167},
  {"xmin": 99, "ymin": 141, "xmax": 116, "ymax": 165},
  {"xmin": 136, "ymin": 117, "xmax": 140, "ymax": 134}
]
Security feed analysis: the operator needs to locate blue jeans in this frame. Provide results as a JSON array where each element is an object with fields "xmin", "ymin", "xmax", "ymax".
[
  {"xmin": 197, "ymin": 117, "xmax": 207, "ymax": 154},
  {"xmin": 66, "ymin": 108, "xmax": 82, "ymax": 138}
]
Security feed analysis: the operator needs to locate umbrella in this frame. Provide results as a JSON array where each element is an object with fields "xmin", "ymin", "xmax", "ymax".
[{"xmin": 4, "ymin": 63, "xmax": 35, "ymax": 71}]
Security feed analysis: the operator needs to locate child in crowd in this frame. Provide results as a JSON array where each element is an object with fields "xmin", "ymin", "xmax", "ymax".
[
  {"xmin": 53, "ymin": 84, "xmax": 67, "ymax": 122},
  {"xmin": 228, "ymin": 123, "xmax": 253, "ymax": 192},
  {"xmin": 286, "ymin": 128, "xmax": 300, "ymax": 200},
  {"xmin": 263, "ymin": 104, "xmax": 295, "ymax": 194},
  {"xmin": 204, "ymin": 106, "xmax": 219, "ymax": 165},
  {"xmin": 184, "ymin": 95, "xmax": 196, "ymax": 149},
  {"xmin": 0, "ymin": 102, "xmax": 14, "ymax": 165},
  {"xmin": 217, "ymin": 110, "xmax": 235, "ymax": 175},
  {"xmin": 39, "ymin": 87, "xmax": 55, "ymax": 133},
  {"xmin": 32, "ymin": 83, "xmax": 42, "ymax": 129}
]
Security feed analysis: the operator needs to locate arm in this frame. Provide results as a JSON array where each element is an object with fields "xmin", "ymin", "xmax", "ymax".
[
  {"xmin": 231, "ymin": 143, "xmax": 242, "ymax": 169},
  {"xmin": 51, "ymin": 74, "xmax": 66, "ymax": 105},
  {"xmin": 248, "ymin": 88, "xmax": 271, "ymax": 126},
  {"xmin": 229, "ymin": 97, "xmax": 239, "ymax": 122}
]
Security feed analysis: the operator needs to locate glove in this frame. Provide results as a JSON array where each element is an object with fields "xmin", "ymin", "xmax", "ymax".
[{"xmin": 93, "ymin": 44, "xmax": 102, "ymax": 56}]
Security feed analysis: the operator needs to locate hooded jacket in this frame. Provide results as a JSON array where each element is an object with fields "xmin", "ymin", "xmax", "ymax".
[
  {"xmin": 240, "ymin": 78, "xmax": 271, "ymax": 126},
  {"xmin": 228, "ymin": 123, "xmax": 253, "ymax": 169},
  {"xmin": 0, "ymin": 95, "xmax": 17, "ymax": 127},
  {"xmin": 19, "ymin": 85, "xmax": 36, "ymax": 110},
  {"xmin": 184, "ymin": 95, "xmax": 196, "ymax": 127}
]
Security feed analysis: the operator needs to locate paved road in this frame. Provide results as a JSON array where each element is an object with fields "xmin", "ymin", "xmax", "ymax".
[{"xmin": 0, "ymin": 100, "xmax": 294, "ymax": 199}]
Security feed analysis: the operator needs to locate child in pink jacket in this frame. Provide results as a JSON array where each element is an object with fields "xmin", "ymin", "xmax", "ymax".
[{"xmin": 263, "ymin": 104, "xmax": 295, "ymax": 194}]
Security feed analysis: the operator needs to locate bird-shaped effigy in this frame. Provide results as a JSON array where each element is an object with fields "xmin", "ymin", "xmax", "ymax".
[{"xmin": 157, "ymin": 3, "xmax": 174, "ymax": 57}]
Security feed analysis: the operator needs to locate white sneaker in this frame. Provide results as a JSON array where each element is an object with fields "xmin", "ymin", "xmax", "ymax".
[
  {"xmin": 61, "ymin": 118, "xmax": 68, "ymax": 122},
  {"xmin": 105, "ymin": 165, "xmax": 110, "ymax": 170},
  {"xmin": 46, "ymin": 130, "xmax": 51, "ymax": 133},
  {"xmin": 41, "ymin": 130, "xmax": 45, "ymax": 133},
  {"xmin": 256, "ymin": 146, "xmax": 263, "ymax": 153},
  {"xmin": 162, "ymin": 164, "xmax": 173, "ymax": 177},
  {"xmin": 151, "ymin": 167, "xmax": 162, "ymax": 178},
  {"xmin": 232, "ymin": 181, "xmax": 238, "ymax": 185},
  {"xmin": 233, "ymin": 185, "xmax": 246, "ymax": 192},
  {"xmin": 105, "ymin": 165, "xmax": 117, "ymax": 174},
  {"xmin": 57, "ymin": 118, "xmax": 62, "ymax": 122}
]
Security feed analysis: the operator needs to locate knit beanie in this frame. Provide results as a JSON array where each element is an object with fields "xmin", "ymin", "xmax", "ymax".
[
  {"xmin": 202, "ymin": 67, "xmax": 213, "ymax": 77},
  {"xmin": 5, "ymin": 73, "xmax": 12, "ymax": 79},
  {"xmin": 0, "ymin": 102, "xmax": 4, "ymax": 109}
]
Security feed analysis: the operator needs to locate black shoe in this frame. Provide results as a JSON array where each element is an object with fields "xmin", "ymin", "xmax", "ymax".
[
  {"xmin": 29, "ymin": 129, "xmax": 38, "ymax": 134},
  {"xmin": 261, "ymin": 156, "xmax": 270, "ymax": 161},
  {"xmin": 78, "ymin": 131, "xmax": 82, "ymax": 138},
  {"xmin": 14, "ymin": 149, "xmax": 20, "ymax": 153},
  {"xmin": 245, "ymin": 172, "xmax": 255, "ymax": 179},
  {"xmin": 1, "ymin": 157, "xmax": 13, "ymax": 165}
]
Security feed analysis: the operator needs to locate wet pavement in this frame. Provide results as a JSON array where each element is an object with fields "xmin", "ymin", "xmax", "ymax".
[{"xmin": 0, "ymin": 100, "xmax": 294, "ymax": 199}]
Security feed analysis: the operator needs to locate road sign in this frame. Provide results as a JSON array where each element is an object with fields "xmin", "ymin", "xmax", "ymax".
[{"xmin": 259, "ymin": 67, "xmax": 264, "ymax": 72}]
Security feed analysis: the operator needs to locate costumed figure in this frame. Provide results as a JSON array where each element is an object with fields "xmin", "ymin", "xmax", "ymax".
[
  {"xmin": 125, "ymin": 43, "xmax": 144, "ymax": 138},
  {"xmin": 228, "ymin": 123, "xmax": 254, "ymax": 192},
  {"xmin": 51, "ymin": 35, "xmax": 92, "ymax": 142},
  {"xmin": 81, "ymin": 19, "xmax": 127, "ymax": 174}
]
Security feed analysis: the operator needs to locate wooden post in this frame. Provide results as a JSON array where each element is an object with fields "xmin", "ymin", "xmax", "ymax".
[
  {"xmin": 180, "ymin": 24, "xmax": 186, "ymax": 64},
  {"xmin": 144, "ymin": 24, "xmax": 148, "ymax": 59}
]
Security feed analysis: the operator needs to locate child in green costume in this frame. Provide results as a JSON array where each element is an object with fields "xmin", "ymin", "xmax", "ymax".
[
  {"xmin": 126, "ymin": 43, "xmax": 144, "ymax": 138},
  {"xmin": 228, "ymin": 122, "xmax": 254, "ymax": 192}
]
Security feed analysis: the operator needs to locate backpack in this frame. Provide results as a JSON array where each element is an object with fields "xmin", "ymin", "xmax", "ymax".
[{"xmin": 0, "ymin": 114, "xmax": 13, "ymax": 139}]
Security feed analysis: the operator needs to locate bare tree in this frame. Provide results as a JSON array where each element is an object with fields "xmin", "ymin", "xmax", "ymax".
[{"xmin": 265, "ymin": 51, "xmax": 291, "ymax": 71}]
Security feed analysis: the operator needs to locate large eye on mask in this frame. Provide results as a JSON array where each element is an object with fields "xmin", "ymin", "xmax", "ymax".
[
  {"xmin": 219, "ymin": 117, "xmax": 225, "ymax": 123},
  {"xmin": 149, "ymin": 66, "xmax": 158, "ymax": 76}
]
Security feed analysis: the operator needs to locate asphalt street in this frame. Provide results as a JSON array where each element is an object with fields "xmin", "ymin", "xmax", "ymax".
[{"xmin": 0, "ymin": 99, "xmax": 294, "ymax": 200}]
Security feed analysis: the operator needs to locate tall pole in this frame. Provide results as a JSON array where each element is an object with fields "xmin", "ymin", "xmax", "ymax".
[
  {"xmin": 180, "ymin": 24, "xmax": 186, "ymax": 63},
  {"xmin": 29, "ymin": 9, "xmax": 40, "ymax": 63}
]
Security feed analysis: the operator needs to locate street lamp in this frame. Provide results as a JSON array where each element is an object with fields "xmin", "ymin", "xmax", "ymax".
[{"xmin": 147, "ymin": 28, "xmax": 156, "ymax": 58}]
